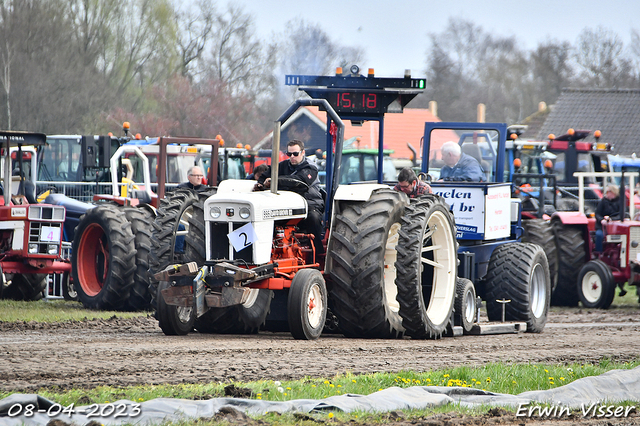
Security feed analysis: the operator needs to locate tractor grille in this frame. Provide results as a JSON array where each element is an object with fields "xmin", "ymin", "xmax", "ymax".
[
  {"xmin": 28, "ymin": 206, "xmax": 65, "ymax": 221},
  {"xmin": 28, "ymin": 222, "xmax": 62, "ymax": 254},
  {"xmin": 630, "ymin": 227, "xmax": 640, "ymax": 264},
  {"xmin": 209, "ymin": 222, "xmax": 253, "ymax": 263}
]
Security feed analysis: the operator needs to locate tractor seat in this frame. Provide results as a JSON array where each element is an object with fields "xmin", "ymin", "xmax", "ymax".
[{"xmin": 462, "ymin": 144, "xmax": 491, "ymax": 181}]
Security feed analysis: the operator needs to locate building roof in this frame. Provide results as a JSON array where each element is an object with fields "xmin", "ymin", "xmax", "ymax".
[
  {"xmin": 255, "ymin": 106, "xmax": 453, "ymax": 160},
  {"xmin": 537, "ymin": 88, "xmax": 640, "ymax": 155}
]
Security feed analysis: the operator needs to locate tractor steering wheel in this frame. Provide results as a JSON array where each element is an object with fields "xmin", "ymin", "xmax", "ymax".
[{"xmin": 277, "ymin": 176, "xmax": 309, "ymax": 194}]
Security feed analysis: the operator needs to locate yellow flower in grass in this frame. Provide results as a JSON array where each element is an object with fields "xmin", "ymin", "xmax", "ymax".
[
  {"xmin": 328, "ymin": 413, "xmax": 334, "ymax": 419},
  {"xmin": 486, "ymin": 377, "xmax": 491, "ymax": 383}
]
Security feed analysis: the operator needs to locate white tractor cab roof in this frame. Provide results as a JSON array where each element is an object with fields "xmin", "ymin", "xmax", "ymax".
[
  {"xmin": 0, "ymin": 131, "xmax": 46, "ymax": 206},
  {"xmin": 123, "ymin": 138, "xmax": 206, "ymax": 185}
]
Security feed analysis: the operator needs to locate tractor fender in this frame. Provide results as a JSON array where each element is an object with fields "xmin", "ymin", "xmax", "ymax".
[
  {"xmin": 550, "ymin": 210, "xmax": 589, "ymax": 226},
  {"xmin": 333, "ymin": 183, "xmax": 389, "ymax": 201}
]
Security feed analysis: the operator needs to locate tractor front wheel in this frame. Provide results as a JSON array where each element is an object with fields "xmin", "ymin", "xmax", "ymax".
[
  {"xmin": 288, "ymin": 269, "xmax": 327, "ymax": 340},
  {"xmin": 577, "ymin": 260, "xmax": 616, "ymax": 309},
  {"xmin": 3, "ymin": 273, "xmax": 47, "ymax": 301}
]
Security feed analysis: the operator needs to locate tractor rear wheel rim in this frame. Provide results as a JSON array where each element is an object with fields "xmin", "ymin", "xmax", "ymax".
[
  {"xmin": 423, "ymin": 211, "xmax": 456, "ymax": 326},
  {"xmin": 384, "ymin": 222, "xmax": 401, "ymax": 313},
  {"xmin": 77, "ymin": 223, "xmax": 109, "ymax": 296},
  {"xmin": 530, "ymin": 263, "xmax": 547, "ymax": 318},
  {"xmin": 581, "ymin": 271, "xmax": 602, "ymax": 304},
  {"xmin": 307, "ymin": 282, "xmax": 323, "ymax": 329}
]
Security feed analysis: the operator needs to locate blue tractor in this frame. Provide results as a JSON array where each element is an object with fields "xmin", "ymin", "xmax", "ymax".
[{"xmin": 422, "ymin": 122, "xmax": 550, "ymax": 333}]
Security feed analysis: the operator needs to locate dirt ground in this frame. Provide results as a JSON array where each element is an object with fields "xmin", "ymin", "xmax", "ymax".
[{"xmin": 1, "ymin": 305, "xmax": 640, "ymax": 425}]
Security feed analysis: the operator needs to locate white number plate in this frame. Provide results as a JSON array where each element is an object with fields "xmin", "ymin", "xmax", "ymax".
[{"xmin": 40, "ymin": 226, "xmax": 61, "ymax": 242}]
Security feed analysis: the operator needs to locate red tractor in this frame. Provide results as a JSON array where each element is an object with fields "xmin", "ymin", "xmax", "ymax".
[
  {"xmin": 0, "ymin": 131, "xmax": 70, "ymax": 300},
  {"xmin": 551, "ymin": 168, "xmax": 640, "ymax": 308}
]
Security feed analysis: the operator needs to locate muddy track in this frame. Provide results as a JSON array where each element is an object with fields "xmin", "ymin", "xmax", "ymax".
[{"xmin": 1, "ymin": 306, "xmax": 639, "ymax": 394}]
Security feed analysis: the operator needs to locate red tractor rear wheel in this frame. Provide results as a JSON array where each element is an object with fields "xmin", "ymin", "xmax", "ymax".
[{"xmin": 72, "ymin": 205, "xmax": 136, "ymax": 310}]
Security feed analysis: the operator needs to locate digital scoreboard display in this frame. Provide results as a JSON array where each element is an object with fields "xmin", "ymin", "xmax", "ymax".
[
  {"xmin": 326, "ymin": 91, "xmax": 394, "ymax": 115},
  {"xmin": 286, "ymin": 73, "xmax": 426, "ymax": 117}
]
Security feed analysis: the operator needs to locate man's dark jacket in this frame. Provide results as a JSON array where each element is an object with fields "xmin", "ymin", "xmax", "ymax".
[
  {"xmin": 595, "ymin": 196, "xmax": 620, "ymax": 230},
  {"xmin": 260, "ymin": 159, "xmax": 324, "ymax": 211}
]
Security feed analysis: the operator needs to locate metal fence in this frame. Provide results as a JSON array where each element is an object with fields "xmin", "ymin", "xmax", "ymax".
[{"xmin": 36, "ymin": 180, "xmax": 179, "ymax": 202}]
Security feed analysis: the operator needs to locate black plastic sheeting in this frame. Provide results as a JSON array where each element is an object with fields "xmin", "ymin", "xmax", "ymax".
[{"xmin": 1, "ymin": 366, "xmax": 639, "ymax": 425}]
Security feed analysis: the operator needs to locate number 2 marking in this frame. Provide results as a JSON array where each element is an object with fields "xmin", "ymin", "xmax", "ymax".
[{"xmin": 239, "ymin": 232, "xmax": 249, "ymax": 247}]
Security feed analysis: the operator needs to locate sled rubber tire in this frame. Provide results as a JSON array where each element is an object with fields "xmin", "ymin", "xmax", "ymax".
[
  {"xmin": 485, "ymin": 242, "xmax": 550, "ymax": 333},
  {"xmin": 454, "ymin": 277, "xmax": 477, "ymax": 333},
  {"xmin": 156, "ymin": 280, "xmax": 194, "ymax": 335}
]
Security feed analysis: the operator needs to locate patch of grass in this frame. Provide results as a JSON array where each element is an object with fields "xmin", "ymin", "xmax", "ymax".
[
  {"xmin": 2, "ymin": 359, "xmax": 638, "ymax": 418},
  {"xmin": 612, "ymin": 284, "xmax": 640, "ymax": 307},
  {"xmin": 0, "ymin": 299, "xmax": 149, "ymax": 322}
]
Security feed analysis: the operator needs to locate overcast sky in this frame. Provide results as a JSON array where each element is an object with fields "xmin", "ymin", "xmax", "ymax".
[{"xmin": 236, "ymin": 0, "xmax": 640, "ymax": 77}]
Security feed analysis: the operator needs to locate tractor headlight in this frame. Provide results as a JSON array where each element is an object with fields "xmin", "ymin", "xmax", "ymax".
[
  {"xmin": 47, "ymin": 244, "xmax": 59, "ymax": 255},
  {"xmin": 239, "ymin": 207, "xmax": 250, "ymax": 219},
  {"xmin": 28, "ymin": 243, "xmax": 38, "ymax": 254},
  {"xmin": 210, "ymin": 207, "xmax": 221, "ymax": 219}
]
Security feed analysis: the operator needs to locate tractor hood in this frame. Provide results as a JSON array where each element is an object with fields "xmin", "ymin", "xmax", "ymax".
[{"xmin": 204, "ymin": 185, "xmax": 308, "ymax": 223}]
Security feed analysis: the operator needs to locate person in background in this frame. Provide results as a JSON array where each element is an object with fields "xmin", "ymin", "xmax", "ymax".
[
  {"xmin": 247, "ymin": 164, "xmax": 268, "ymax": 181},
  {"xmin": 177, "ymin": 166, "xmax": 206, "ymax": 192},
  {"xmin": 394, "ymin": 167, "xmax": 431, "ymax": 198},
  {"xmin": 439, "ymin": 141, "xmax": 486, "ymax": 182},
  {"xmin": 595, "ymin": 184, "xmax": 620, "ymax": 251}
]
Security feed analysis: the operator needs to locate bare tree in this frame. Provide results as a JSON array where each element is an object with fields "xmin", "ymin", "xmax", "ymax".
[
  {"xmin": 530, "ymin": 40, "xmax": 574, "ymax": 105},
  {"xmin": 66, "ymin": 0, "xmax": 178, "ymax": 100},
  {"xmin": 574, "ymin": 26, "xmax": 634, "ymax": 88},
  {"xmin": 174, "ymin": 0, "xmax": 214, "ymax": 79},
  {"xmin": 207, "ymin": 4, "xmax": 275, "ymax": 98}
]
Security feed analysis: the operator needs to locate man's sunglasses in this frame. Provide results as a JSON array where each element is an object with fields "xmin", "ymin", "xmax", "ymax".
[{"xmin": 286, "ymin": 151, "xmax": 301, "ymax": 157}]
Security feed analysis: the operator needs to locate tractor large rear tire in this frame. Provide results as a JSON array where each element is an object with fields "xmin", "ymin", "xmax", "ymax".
[
  {"xmin": 327, "ymin": 188, "xmax": 408, "ymax": 338},
  {"xmin": 3, "ymin": 274, "xmax": 47, "ymax": 301},
  {"xmin": 123, "ymin": 206, "xmax": 154, "ymax": 311},
  {"xmin": 551, "ymin": 221, "xmax": 587, "ymax": 306},
  {"xmin": 72, "ymin": 204, "xmax": 135, "ymax": 310},
  {"xmin": 485, "ymin": 243, "xmax": 550, "ymax": 333},
  {"xmin": 148, "ymin": 189, "xmax": 202, "ymax": 309},
  {"xmin": 522, "ymin": 219, "xmax": 558, "ymax": 293},
  {"xmin": 184, "ymin": 195, "xmax": 273, "ymax": 334},
  {"xmin": 394, "ymin": 196, "xmax": 458, "ymax": 339}
]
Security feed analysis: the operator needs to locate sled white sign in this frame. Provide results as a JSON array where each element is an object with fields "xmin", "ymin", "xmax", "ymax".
[{"xmin": 433, "ymin": 183, "xmax": 511, "ymax": 240}]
